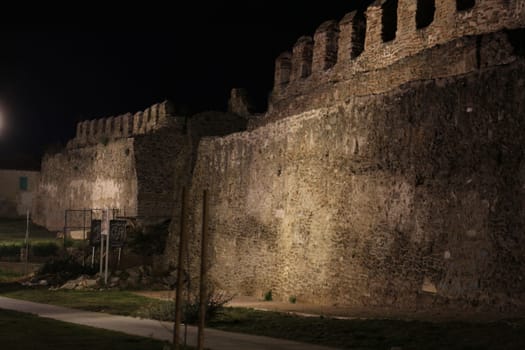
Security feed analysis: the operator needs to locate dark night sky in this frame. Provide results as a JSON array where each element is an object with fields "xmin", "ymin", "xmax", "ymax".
[{"xmin": 0, "ymin": 2, "xmax": 371, "ymax": 169}]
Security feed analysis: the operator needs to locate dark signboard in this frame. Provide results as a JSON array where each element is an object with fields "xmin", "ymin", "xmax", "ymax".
[
  {"xmin": 109, "ymin": 220, "xmax": 127, "ymax": 248},
  {"xmin": 89, "ymin": 220, "xmax": 102, "ymax": 246}
]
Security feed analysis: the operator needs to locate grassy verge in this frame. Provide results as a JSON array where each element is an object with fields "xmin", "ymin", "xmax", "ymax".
[
  {"xmin": 0, "ymin": 287, "xmax": 167, "ymax": 317},
  {"xmin": 0, "ymin": 218, "xmax": 56, "ymax": 241},
  {"xmin": 1, "ymin": 286, "xmax": 524, "ymax": 349},
  {"xmin": 210, "ymin": 308, "xmax": 525, "ymax": 350},
  {"xmin": 0, "ymin": 269, "xmax": 24, "ymax": 283},
  {"xmin": 0, "ymin": 218, "xmax": 58, "ymax": 260},
  {"xmin": 0, "ymin": 308, "xmax": 172, "ymax": 350}
]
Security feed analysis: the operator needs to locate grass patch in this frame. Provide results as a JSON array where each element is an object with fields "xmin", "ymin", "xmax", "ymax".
[
  {"xmin": 208, "ymin": 308, "xmax": 525, "ymax": 350},
  {"xmin": 0, "ymin": 218, "xmax": 56, "ymax": 241},
  {"xmin": 0, "ymin": 287, "xmax": 226, "ymax": 324},
  {"xmin": 0, "ymin": 269, "xmax": 24, "ymax": 283},
  {"xmin": 0, "ymin": 308, "xmax": 171, "ymax": 350},
  {"xmin": 2, "ymin": 285, "xmax": 524, "ymax": 349},
  {"xmin": 0, "ymin": 218, "xmax": 61, "ymax": 259},
  {"xmin": 0, "ymin": 241, "xmax": 60, "ymax": 259},
  {"xmin": 0, "ymin": 287, "xmax": 168, "ymax": 316}
]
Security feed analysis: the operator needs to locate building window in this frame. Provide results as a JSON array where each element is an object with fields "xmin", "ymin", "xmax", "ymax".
[
  {"xmin": 19, "ymin": 176, "xmax": 28, "ymax": 191},
  {"xmin": 416, "ymin": 0, "xmax": 435, "ymax": 29},
  {"xmin": 456, "ymin": 0, "xmax": 475, "ymax": 11},
  {"xmin": 382, "ymin": 0, "xmax": 398, "ymax": 43}
]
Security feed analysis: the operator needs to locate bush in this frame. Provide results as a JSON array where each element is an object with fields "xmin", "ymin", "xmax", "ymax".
[
  {"xmin": 0, "ymin": 242, "xmax": 60, "ymax": 259},
  {"xmin": 0, "ymin": 243, "xmax": 23, "ymax": 258},
  {"xmin": 137, "ymin": 290, "xmax": 232, "ymax": 324},
  {"xmin": 289, "ymin": 295, "xmax": 297, "ymax": 304},
  {"xmin": 264, "ymin": 290, "xmax": 273, "ymax": 301},
  {"xmin": 185, "ymin": 290, "xmax": 233, "ymax": 324},
  {"xmin": 31, "ymin": 242, "xmax": 59, "ymax": 257},
  {"xmin": 37, "ymin": 255, "xmax": 97, "ymax": 285}
]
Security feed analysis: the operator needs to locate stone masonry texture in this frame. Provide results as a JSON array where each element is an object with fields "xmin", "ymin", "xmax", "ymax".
[
  {"xmin": 33, "ymin": 102, "xmax": 246, "ymax": 230},
  {"xmin": 164, "ymin": 1, "xmax": 525, "ymax": 312},
  {"xmin": 36, "ymin": 1, "xmax": 525, "ymax": 312}
]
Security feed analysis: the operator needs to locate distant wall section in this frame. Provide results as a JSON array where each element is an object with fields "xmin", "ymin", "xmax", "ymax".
[
  {"xmin": 32, "ymin": 138, "xmax": 138, "ymax": 230},
  {"xmin": 33, "ymin": 103, "xmax": 248, "ymax": 231}
]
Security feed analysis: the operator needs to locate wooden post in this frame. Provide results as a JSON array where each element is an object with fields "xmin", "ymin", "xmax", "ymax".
[
  {"xmin": 197, "ymin": 190, "xmax": 208, "ymax": 350},
  {"xmin": 104, "ymin": 209, "xmax": 110, "ymax": 285},
  {"xmin": 24, "ymin": 210, "xmax": 30, "ymax": 275},
  {"xmin": 63, "ymin": 211, "xmax": 67, "ymax": 254},
  {"xmin": 173, "ymin": 187, "xmax": 187, "ymax": 350}
]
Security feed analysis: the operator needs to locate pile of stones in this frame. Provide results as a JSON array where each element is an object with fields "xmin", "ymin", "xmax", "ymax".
[{"xmin": 37, "ymin": 265, "xmax": 180, "ymax": 291}]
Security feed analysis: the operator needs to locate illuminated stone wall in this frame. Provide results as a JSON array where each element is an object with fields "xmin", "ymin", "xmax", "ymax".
[
  {"xmin": 181, "ymin": 58, "xmax": 525, "ymax": 310},
  {"xmin": 268, "ymin": 0, "xmax": 525, "ymax": 121},
  {"xmin": 32, "ymin": 101, "xmax": 185, "ymax": 231},
  {"xmin": 33, "ymin": 138, "xmax": 139, "ymax": 230},
  {"xmin": 33, "ymin": 107, "xmax": 246, "ymax": 231},
  {"xmin": 169, "ymin": 24, "xmax": 525, "ymax": 311}
]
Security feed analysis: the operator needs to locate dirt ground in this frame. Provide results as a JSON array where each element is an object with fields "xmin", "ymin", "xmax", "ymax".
[{"xmin": 132, "ymin": 291, "xmax": 525, "ymax": 322}]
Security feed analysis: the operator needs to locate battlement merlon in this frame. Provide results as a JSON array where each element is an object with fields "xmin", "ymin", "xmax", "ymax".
[
  {"xmin": 69, "ymin": 100, "xmax": 180, "ymax": 148},
  {"xmin": 271, "ymin": 0, "xmax": 525, "ymax": 103}
]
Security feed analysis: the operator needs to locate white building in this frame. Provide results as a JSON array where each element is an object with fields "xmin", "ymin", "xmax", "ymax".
[{"xmin": 0, "ymin": 169, "xmax": 40, "ymax": 217}]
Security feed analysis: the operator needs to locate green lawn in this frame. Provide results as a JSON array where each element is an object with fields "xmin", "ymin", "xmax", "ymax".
[
  {"xmin": 0, "ymin": 218, "xmax": 61, "ymax": 260},
  {"xmin": 0, "ymin": 287, "xmax": 167, "ymax": 317},
  {"xmin": 0, "ymin": 268, "xmax": 24, "ymax": 283},
  {"xmin": 0, "ymin": 308, "xmax": 170, "ymax": 350},
  {"xmin": 0, "ymin": 218, "xmax": 56, "ymax": 242},
  {"xmin": 1, "ymin": 286, "xmax": 524, "ymax": 349},
  {"xmin": 210, "ymin": 308, "xmax": 525, "ymax": 350}
]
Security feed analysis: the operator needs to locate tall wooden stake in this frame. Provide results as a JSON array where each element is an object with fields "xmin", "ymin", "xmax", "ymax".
[
  {"xmin": 23, "ymin": 210, "xmax": 30, "ymax": 275},
  {"xmin": 197, "ymin": 190, "xmax": 208, "ymax": 350},
  {"xmin": 104, "ymin": 209, "xmax": 110, "ymax": 285},
  {"xmin": 173, "ymin": 188, "xmax": 187, "ymax": 350}
]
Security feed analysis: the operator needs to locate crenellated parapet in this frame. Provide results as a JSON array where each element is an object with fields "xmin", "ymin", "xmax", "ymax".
[
  {"xmin": 291, "ymin": 36, "xmax": 314, "ymax": 82},
  {"xmin": 68, "ymin": 100, "xmax": 179, "ymax": 148},
  {"xmin": 313, "ymin": 20, "xmax": 340, "ymax": 73},
  {"xmin": 270, "ymin": 0, "xmax": 525, "ymax": 112}
]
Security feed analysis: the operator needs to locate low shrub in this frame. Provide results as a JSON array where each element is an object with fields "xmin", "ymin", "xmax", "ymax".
[
  {"xmin": 37, "ymin": 255, "xmax": 97, "ymax": 285},
  {"xmin": 289, "ymin": 295, "xmax": 297, "ymax": 304},
  {"xmin": 31, "ymin": 242, "xmax": 59, "ymax": 257},
  {"xmin": 183, "ymin": 291, "xmax": 233, "ymax": 324},
  {"xmin": 264, "ymin": 290, "xmax": 273, "ymax": 301},
  {"xmin": 0, "ymin": 243, "xmax": 23, "ymax": 258},
  {"xmin": 137, "ymin": 290, "xmax": 232, "ymax": 324}
]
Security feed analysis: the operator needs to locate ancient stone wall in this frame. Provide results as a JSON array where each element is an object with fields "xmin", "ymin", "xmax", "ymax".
[
  {"xmin": 34, "ymin": 103, "xmax": 247, "ymax": 231},
  {"xmin": 33, "ymin": 101, "xmax": 183, "ymax": 230},
  {"xmin": 181, "ymin": 57, "xmax": 525, "ymax": 310},
  {"xmin": 68, "ymin": 101, "xmax": 177, "ymax": 149},
  {"xmin": 268, "ymin": 0, "xmax": 525, "ymax": 120},
  {"xmin": 166, "ymin": 10, "xmax": 525, "ymax": 312},
  {"xmin": 33, "ymin": 138, "xmax": 138, "ymax": 230}
]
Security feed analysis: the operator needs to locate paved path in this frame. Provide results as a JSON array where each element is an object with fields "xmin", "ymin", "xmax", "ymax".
[{"xmin": 0, "ymin": 296, "xmax": 338, "ymax": 350}]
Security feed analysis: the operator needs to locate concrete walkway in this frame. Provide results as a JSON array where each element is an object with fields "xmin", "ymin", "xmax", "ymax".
[{"xmin": 0, "ymin": 296, "xmax": 338, "ymax": 350}]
